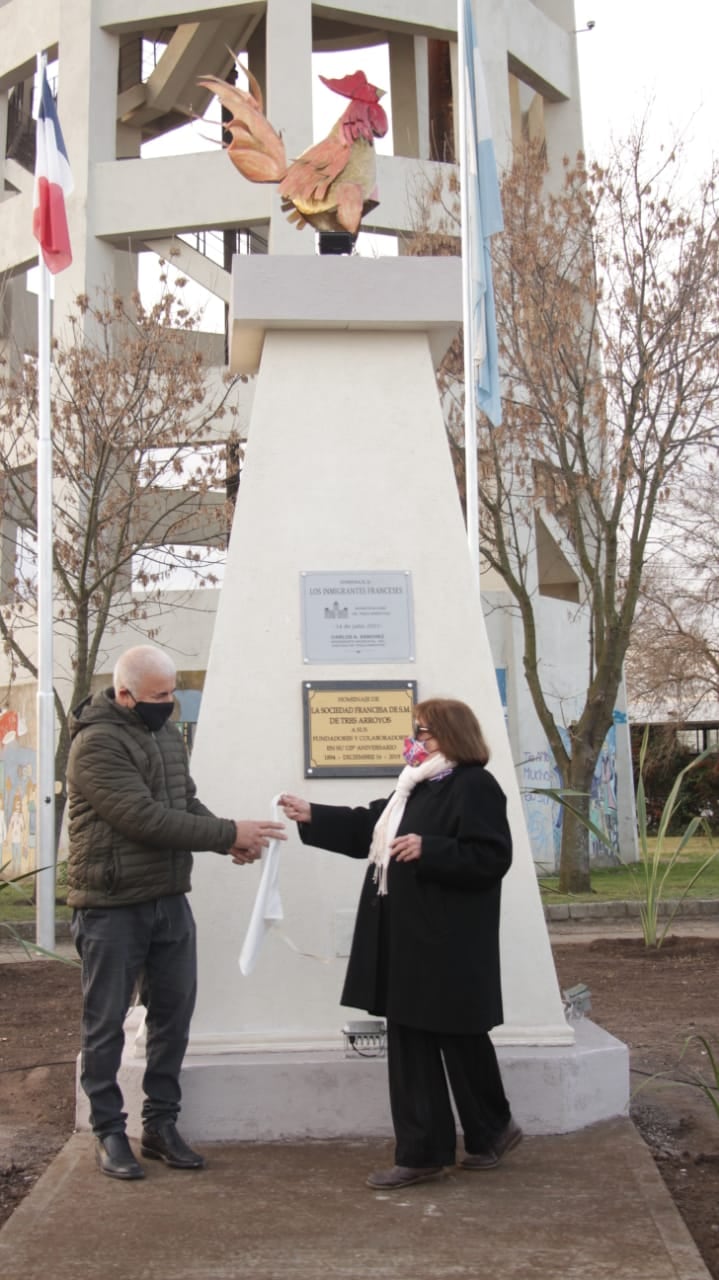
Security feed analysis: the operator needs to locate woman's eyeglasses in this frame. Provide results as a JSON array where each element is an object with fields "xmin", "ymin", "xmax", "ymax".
[{"xmin": 414, "ymin": 724, "xmax": 433, "ymax": 739}]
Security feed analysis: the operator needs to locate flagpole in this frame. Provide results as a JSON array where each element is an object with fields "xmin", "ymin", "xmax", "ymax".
[
  {"xmin": 35, "ymin": 51, "xmax": 56, "ymax": 953},
  {"xmin": 458, "ymin": 0, "xmax": 481, "ymax": 588}
]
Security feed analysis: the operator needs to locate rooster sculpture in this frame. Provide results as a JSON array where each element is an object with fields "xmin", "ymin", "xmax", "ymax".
[{"xmin": 197, "ymin": 64, "xmax": 389, "ymax": 235}]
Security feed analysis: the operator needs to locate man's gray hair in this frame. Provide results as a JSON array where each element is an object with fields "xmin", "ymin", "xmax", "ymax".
[{"xmin": 113, "ymin": 645, "xmax": 176, "ymax": 694}]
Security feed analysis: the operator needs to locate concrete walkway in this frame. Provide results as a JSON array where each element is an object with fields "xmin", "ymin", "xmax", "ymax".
[
  {"xmin": 2, "ymin": 914, "xmax": 716, "ymax": 1278},
  {"xmin": 0, "ymin": 1121, "xmax": 711, "ymax": 1280}
]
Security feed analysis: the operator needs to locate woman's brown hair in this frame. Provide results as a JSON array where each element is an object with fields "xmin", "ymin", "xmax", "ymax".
[{"xmin": 414, "ymin": 698, "xmax": 490, "ymax": 765}]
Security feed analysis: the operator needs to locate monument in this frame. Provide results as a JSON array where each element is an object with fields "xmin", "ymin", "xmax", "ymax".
[
  {"xmin": 157, "ymin": 255, "xmax": 626, "ymax": 1138},
  {"xmin": 75, "ymin": 59, "xmax": 628, "ymax": 1142}
]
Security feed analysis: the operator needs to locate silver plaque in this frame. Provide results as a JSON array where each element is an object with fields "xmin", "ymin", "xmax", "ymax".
[{"xmin": 301, "ymin": 571, "xmax": 415, "ymax": 664}]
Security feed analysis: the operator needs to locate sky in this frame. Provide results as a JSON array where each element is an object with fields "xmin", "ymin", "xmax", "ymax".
[{"xmin": 574, "ymin": 0, "xmax": 719, "ymax": 168}]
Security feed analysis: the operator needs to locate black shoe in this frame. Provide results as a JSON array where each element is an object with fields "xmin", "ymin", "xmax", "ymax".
[
  {"xmin": 366, "ymin": 1164, "xmax": 444, "ymax": 1189},
  {"xmin": 141, "ymin": 1122, "xmax": 205, "ymax": 1170},
  {"xmin": 96, "ymin": 1133, "xmax": 145, "ymax": 1180},
  {"xmin": 460, "ymin": 1119, "xmax": 523, "ymax": 1170}
]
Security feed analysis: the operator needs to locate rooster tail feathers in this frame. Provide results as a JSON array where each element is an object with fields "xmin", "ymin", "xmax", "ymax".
[
  {"xmin": 197, "ymin": 69, "xmax": 287, "ymax": 184},
  {"xmin": 223, "ymin": 49, "xmax": 265, "ymax": 114}
]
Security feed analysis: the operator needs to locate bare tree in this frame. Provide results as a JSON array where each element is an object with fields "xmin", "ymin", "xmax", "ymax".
[
  {"xmin": 0, "ymin": 283, "xmax": 243, "ymax": 841},
  {"xmin": 626, "ymin": 462, "xmax": 719, "ymax": 717},
  {"xmin": 409, "ymin": 129, "xmax": 719, "ymax": 891}
]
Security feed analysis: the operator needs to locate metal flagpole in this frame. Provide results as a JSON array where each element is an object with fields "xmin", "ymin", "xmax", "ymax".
[
  {"xmin": 457, "ymin": 0, "xmax": 481, "ymax": 588},
  {"xmin": 35, "ymin": 51, "xmax": 56, "ymax": 952}
]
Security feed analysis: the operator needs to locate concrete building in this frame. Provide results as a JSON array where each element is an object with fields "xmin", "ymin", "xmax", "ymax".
[{"xmin": 0, "ymin": 0, "xmax": 635, "ymax": 872}]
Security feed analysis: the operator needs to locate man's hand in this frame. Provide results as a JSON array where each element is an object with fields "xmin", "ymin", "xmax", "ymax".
[
  {"xmin": 229, "ymin": 845, "xmax": 262, "ymax": 865},
  {"xmin": 229, "ymin": 819, "xmax": 286, "ymax": 863}
]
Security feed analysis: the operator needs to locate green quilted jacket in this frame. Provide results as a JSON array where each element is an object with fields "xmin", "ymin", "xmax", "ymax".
[{"xmin": 66, "ymin": 688, "xmax": 236, "ymax": 908}]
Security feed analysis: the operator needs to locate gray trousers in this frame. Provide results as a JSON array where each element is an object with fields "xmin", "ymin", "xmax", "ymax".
[{"xmin": 72, "ymin": 895, "xmax": 197, "ymax": 1137}]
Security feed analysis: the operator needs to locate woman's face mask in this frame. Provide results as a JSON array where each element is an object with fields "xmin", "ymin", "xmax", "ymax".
[{"xmin": 402, "ymin": 737, "xmax": 430, "ymax": 767}]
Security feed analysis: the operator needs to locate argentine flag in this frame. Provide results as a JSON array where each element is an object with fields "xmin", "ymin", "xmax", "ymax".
[{"xmin": 462, "ymin": 0, "xmax": 503, "ymax": 426}]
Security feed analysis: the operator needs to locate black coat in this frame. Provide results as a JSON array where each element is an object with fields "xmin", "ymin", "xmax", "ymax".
[{"xmin": 299, "ymin": 764, "xmax": 512, "ymax": 1034}]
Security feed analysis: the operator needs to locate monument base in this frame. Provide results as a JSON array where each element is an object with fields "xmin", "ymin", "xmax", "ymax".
[{"xmin": 75, "ymin": 1013, "xmax": 628, "ymax": 1140}]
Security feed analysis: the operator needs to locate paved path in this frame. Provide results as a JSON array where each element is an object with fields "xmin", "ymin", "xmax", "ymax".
[
  {"xmin": 2, "ymin": 913, "xmax": 716, "ymax": 1277},
  {"xmin": 0, "ymin": 1122, "xmax": 712, "ymax": 1279}
]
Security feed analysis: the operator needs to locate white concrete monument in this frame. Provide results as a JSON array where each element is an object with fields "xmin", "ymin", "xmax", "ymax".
[{"xmin": 81, "ymin": 255, "xmax": 627, "ymax": 1140}]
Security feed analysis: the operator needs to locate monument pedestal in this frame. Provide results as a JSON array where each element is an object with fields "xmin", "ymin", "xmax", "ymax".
[
  {"xmin": 75, "ymin": 1010, "xmax": 628, "ymax": 1140},
  {"xmin": 76, "ymin": 258, "xmax": 628, "ymax": 1138}
]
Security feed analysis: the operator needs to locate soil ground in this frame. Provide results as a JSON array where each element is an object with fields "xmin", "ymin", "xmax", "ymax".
[{"xmin": 1, "ymin": 936, "xmax": 719, "ymax": 1276}]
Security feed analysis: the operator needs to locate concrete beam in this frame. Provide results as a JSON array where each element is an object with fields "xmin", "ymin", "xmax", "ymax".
[
  {"xmin": 313, "ymin": 1, "xmax": 456, "ymax": 41},
  {"xmin": 143, "ymin": 236, "xmax": 232, "ymax": 302},
  {"xmin": 507, "ymin": 4, "xmax": 573, "ymax": 103},
  {"xmin": 0, "ymin": 188, "xmax": 37, "ymax": 277},
  {"xmin": 3, "ymin": 158, "xmax": 33, "ymax": 196},
  {"xmin": 368, "ymin": 154, "xmax": 452, "ymax": 233},
  {"xmin": 97, "ymin": 0, "xmax": 263, "ymax": 34},
  {"xmin": 118, "ymin": 15, "xmax": 263, "ymax": 128},
  {"xmin": 91, "ymin": 149, "xmax": 449, "ymax": 249},
  {"xmin": 130, "ymin": 488, "xmax": 229, "ymax": 547},
  {"xmin": 0, "ymin": 0, "xmax": 58, "ymax": 91},
  {"xmin": 96, "ymin": 0, "xmax": 454, "ymax": 40},
  {"xmin": 93, "ymin": 151, "xmax": 271, "ymax": 240}
]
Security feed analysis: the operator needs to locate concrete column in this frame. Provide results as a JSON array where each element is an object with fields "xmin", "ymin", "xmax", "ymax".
[
  {"xmin": 265, "ymin": 0, "xmax": 314, "ymax": 256},
  {"xmin": 413, "ymin": 36, "xmax": 430, "ymax": 160},
  {"xmin": 388, "ymin": 34, "xmax": 420, "ymax": 158},
  {"xmin": 114, "ymin": 123, "xmax": 142, "ymax": 302},
  {"xmin": 54, "ymin": 0, "xmax": 120, "ymax": 327},
  {"xmin": 451, "ymin": 2, "xmax": 513, "ymax": 170},
  {"xmin": 0, "ymin": 90, "xmax": 7, "ymax": 194}
]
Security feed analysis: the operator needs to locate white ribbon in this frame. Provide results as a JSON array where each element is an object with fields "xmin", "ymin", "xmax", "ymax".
[{"xmin": 238, "ymin": 794, "xmax": 285, "ymax": 976}]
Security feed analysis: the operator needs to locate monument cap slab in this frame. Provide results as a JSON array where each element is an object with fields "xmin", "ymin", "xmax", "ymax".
[{"xmin": 229, "ymin": 254, "xmax": 462, "ymax": 374}]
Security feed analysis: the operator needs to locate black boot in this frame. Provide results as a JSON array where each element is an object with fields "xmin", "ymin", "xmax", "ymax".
[
  {"xmin": 141, "ymin": 1121, "xmax": 205, "ymax": 1169},
  {"xmin": 96, "ymin": 1133, "xmax": 145, "ymax": 1180}
]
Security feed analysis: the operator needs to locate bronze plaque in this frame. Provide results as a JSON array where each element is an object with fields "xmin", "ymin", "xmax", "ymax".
[{"xmin": 303, "ymin": 680, "xmax": 417, "ymax": 777}]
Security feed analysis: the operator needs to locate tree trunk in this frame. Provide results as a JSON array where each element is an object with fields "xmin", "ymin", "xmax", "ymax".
[{"xmin": 558, "ymin": 749, "xmax": 599, "ymax": 893}]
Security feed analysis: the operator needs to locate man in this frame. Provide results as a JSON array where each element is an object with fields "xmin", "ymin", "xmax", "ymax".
[{"xmin": 66, "ymin": 644, "xmax": 285, "ymax": 1181}]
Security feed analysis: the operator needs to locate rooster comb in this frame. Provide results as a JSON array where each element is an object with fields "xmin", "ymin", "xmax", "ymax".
[{"xmin": 318, "ymin": 70, "xmax": 381, "ymax": 103}]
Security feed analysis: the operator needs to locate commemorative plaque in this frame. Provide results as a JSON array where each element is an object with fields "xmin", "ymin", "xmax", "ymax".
[
  {"xmin": 303, "ymin": 681, "xmax": 417, "ymax": 777},
  {"xmin": 301, "ymin": 571, "xmax": 414, "ymax": 663}
]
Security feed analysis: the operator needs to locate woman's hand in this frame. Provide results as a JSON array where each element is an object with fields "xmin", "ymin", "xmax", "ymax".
[
  {"xmin": 390, "ymin": 833, "xmax": 423, "ymax": 862},
  {"xmin": 278, "ymin": 793, "xmax": 311, "ymax": 824}
]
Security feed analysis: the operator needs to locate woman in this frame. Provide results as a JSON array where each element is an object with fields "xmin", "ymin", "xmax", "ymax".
[{"xmin": 280, "ymin": 696, "xmax": 520, "ymax": 1190}]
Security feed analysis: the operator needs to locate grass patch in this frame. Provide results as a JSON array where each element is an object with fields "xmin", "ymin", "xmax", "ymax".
[
  {"xmin": 0, "ymin": 870, "xmax": 71, "ymax": 924},
  {"xmin": 539, "ymin": 838, "xmax": 719, "ymax": 903},
  {"xmin": 0, "ymin": 897, "xmax": 72, "ymax": 924}
]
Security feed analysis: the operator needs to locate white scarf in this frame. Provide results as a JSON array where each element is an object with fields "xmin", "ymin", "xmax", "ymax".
[{"xmin": 368, "ymin": 754, "xmax": 454, "ymax": 895}]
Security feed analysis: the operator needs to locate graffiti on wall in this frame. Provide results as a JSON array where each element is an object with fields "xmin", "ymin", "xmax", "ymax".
[
  {"xmin": 521, "ymin": 724, "xmax": 621, "ymax": 871},
  {"xmin": 0, "ymin": 709, "xmax": 37, "ymax": 878}
]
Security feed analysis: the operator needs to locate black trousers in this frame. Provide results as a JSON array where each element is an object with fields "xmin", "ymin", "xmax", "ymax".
[
  {"xmin": 387, "ymin": 1020, "xmax": 511, "ymax": 1167},
  {"xmin": 72, "ymin": 895, "xmax": 197, "ymax": 1138}
]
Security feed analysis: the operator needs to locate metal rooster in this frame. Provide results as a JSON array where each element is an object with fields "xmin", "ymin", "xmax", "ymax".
[{"xmin": 197, "ymin": 65, "xmax": 389, "ymax": 235}]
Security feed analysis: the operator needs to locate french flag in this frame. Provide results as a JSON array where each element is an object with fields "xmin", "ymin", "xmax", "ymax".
[{"xmin": 32, "ymin": 66, "xmax": 73, "ymax": 274}]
